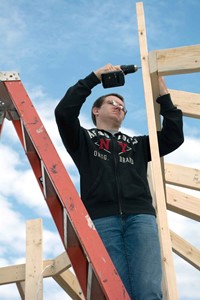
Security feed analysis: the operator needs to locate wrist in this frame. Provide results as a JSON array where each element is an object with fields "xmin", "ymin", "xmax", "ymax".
[
  {"xmin": 94, "ymin": 71, "xmax": 101, "ymax": 82},
  {"xmin": 159, "ymin": 89, "xmax": 168, "ymax": 96}
]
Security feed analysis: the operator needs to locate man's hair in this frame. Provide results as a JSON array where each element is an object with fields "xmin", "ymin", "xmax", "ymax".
[{"xmin": 91, "ymin": 93, "xmax": 125, "ymax": 125}]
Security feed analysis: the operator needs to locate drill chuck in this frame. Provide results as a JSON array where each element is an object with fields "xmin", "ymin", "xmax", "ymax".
[{"xmin": 120, "ymin": 65, "xmax": 140, "ymax": 75}]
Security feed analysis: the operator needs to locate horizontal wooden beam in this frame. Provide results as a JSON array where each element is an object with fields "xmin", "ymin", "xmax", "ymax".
[
  {"xmin": 168, "ymin": 89, "xmax": 200, "ymax": 119},
  {"xmin": 165, "ymin": 163, "xmax": 200, "ymax": 191},
  {"xmin": 170, "ymin": 230, "xmax": 200, "ymax": 270},
  {"xmin": 149, "ymin": 44, "xmax": 200, "ymax": 76},
  {"xmin": 0, "ymin": 252, "xmax": 70, "ymax": 285},
  {"xmin": 166, "ymin": 187, "xmax": 200, "ymax": 221}
]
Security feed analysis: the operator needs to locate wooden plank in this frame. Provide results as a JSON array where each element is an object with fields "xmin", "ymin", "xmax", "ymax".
[
  {"xmin": 170, "ymin": 230, "xmax": 200, "ymax": 270},
  {"xmin": 169, "ymin": 89, "xmax": 200, "ymax": 119},
  {"xmin": 136, "ymin": 3, "xmax": 178, "ymax": 299},
  {"xmin": 165, "ymin": 163, "xmax": 200, "ymax": 191},
  {"xmin": 25, "ymin": 219, "xmax": 43, "ymax": 300},
  {"xmin": 0, "ymin": 263, "xmax": 26, "ymax": 285},
  {"xmin": 166, "ymin": 187, "xmax": 200, "ymax": 222},
  {"xmin": 53, "ymin": 269, "xmax": 85, "ymax": 300},
  {"xmin": 16, "ymin": 281, "xmax": 25, "ymax": 300},
  {"xmin": 53, "ymin": 251, "xmax": 71, "ymax": 274},
  {"xmin": 0, "ymin": 259, "xmax": 54, "ymax": 285},
  {"xmin": 0, "ymin": 253, "xmax": 71, "ymax": 285},
  {"xmin": 149, "ymin": 45, "xmax": 200, "ymax": 76}
]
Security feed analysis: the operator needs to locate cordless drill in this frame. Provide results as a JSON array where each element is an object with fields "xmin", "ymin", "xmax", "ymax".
[{"xmin": 101, "ymin": 65, "xmax": 140, "ymax": 88}]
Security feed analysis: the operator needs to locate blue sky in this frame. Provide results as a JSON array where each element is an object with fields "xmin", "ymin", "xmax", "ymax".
[{"xmin": 0, "ymin": 1, "xmax": 199, "ymax": 299}]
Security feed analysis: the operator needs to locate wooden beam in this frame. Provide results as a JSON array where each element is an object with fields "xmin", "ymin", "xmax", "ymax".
[
  {"xmin": 16, "ymin": 281, "xmax": 25, "ymax": 300},
  {"xmin": 170, "ymin": 230, "xmax": 200, "ymax": 270},
  {"xmin": 0, "ymin": 259, "xmax": 52, "ymax": 285},
  {"xmin": 25, "ymin": 219, "xmax": 43, "ymax": 300},
  {"xmin": 149, "ymin": 45, "xmax": 200, "ymax": 76},
  {"xmin": 0, "ymin": 263, "xmax": 26, "ymax": 285},
  {"xmin": 0, "ymin": 249, "xmax": 84, "ymax": 300},
  {"xmin": 165, "ymin": 163, "xmax": 200, "ymax": 191},
  {"xmin": 53, "ymin": 269, "xmax": 85, "ymax": 300},
  {"xmin": 167, "ymin": 186, "xmax": 200, "ymax": 218},
  {"xmin": 0, "ymin": 255, "xmax": 83, "ymax": 300},
  {"xmin": 52, "ymin": 251, "xmax": 71, "ymax": 275},
  {"xmin": 166, "ymin": 187, "xmax": 200, "ymax": 222},
  {"xmin": 136, "ymin": 3, "xmax": 178, "ymax": 299},
  {"xmin": 169, "ymin": 89, "xmax": 200, "ymax": 119},
  {"xmin": 0, "ymin": 252, "xmax": 71, "ymax": 285}
]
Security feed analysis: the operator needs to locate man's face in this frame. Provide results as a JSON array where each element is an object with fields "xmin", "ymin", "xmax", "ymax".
[{"xmin": 93, "ymin": 95, "xmax": 126, "ymax": 128}]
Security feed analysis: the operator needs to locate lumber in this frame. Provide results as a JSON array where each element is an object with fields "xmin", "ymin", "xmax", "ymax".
[
  {"xmin": 149, "ymin": 44, "xmax": 200, "ymax": 76},
  {"xmin": 165, "ymin": 163, "xmax": 200, "ymax": 191},
  {"xmin": 0, "ymin": 252, "xmax": 70, "ymax": 285},
  {"xmin": 169, "ymin": 89, "xmax": 200, "ymax": 119},
  {"xmin": 136, "ymin": 3, "xmax": 178, "ymax": 299},
  {"xmin": 16, "ymin": 281, "xmax": 25, "ymax": 300},
  {"xmin": 25, "ymin": 219, "xmax": 43, "ymax": 300},
  {"xmin": 171, "ymin": 230, "xmax": 200, "ymax": 270},
  {"xmin": 53, "ymin": 269, "xmax": 85, "ymax": 300},
  {"xmin": 166, "ymin": 187, "xmax": 200, "ymax": 222}
]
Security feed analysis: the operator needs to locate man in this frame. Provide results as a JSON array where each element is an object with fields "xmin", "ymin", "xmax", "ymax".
[{"xmin": 55, "ymin": 64, "xmax": 184, "ymax": 299}]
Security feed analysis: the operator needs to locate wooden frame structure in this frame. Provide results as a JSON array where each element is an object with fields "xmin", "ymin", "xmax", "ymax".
[
  {"xmin": 0, "ymin": 219, "xmax": 85, "ymax": 300},
  {"xmin": 136, "ymin": 2, "xmax": 200, "ymax": 300},
  {"xmin": 0, "ymin": 2, "xmax": 199, "ymax": 299}
]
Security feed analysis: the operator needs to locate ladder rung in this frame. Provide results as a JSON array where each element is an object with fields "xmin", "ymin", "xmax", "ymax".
[{"xmin": 41, "ymin": 162, "xmax": 58, "ymax": 199}]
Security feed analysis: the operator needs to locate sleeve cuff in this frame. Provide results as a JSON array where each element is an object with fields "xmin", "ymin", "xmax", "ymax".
[
  {"xmin": 83, "ymin": 72, "xmax": 101, "ymax": 89},
  {"xmin": 156, "ymin": 94, "xmax": 176, "ymax": 113}
]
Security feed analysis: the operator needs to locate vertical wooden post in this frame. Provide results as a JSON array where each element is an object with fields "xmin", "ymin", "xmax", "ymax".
[
  {"xmin": 136, "ymin": 2, "xmax": 178, "ymax": 299},
  {"xmin": 25, "ymin": 219, "xmax": 43, "ymax": 300}
]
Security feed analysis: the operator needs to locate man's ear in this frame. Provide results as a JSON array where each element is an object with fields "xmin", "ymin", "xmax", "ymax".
[{"xmin": 92, "ymin": 107, "xmax": 99, "ymax": 116}]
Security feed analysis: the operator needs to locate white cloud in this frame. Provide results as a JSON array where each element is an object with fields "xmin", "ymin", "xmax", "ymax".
[
  {"xmin": 43, "ymin": 279, "xmax": 70, "ymax": 300},
  {"xmin": 174, "ymin": 254, "xmax": 200, "ymax": 300},
  {"xmin": 0, "ymin": 143, "xmax": 47, "ymax": 213},
  {"xmin": 0, "ymin": 197, "xmax": 26, "ymax": 262},
  {"xmin": 165, "ymin": 135, "xmax": 200, "ymax": 168},
  {"xmin": 0, "ymin": 285, "xmax": 20, "ymax": 300},
  {"xmin": 42, "ymin": 228, "xmax": 65, "ymax": 259}
]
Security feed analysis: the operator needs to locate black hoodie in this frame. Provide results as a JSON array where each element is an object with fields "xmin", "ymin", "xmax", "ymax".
[{"xmin": 55, "ymin": 72, "xmax": 184, "ymax": 220}]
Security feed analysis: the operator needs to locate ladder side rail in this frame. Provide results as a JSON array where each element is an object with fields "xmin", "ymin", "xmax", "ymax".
[
  {"xmin": 0, "ymin": 111, "xmax": 5, "ymax": 137},
  {"xmin": 0, "ymin": 81, "xmax": 9, "ymax": 137}
]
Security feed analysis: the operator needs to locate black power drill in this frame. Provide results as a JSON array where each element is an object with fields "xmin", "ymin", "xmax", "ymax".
[{"xmin": 101, "ymin": 65, "xmax": 141, "ymax": 88}]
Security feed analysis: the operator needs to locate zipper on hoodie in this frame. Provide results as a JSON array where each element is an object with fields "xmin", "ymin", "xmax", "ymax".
[{"xmin": 112, "ymin": 135, "xmax": 123, "ymax": 216}]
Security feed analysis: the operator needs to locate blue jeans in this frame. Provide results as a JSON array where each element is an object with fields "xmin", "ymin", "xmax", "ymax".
[{"xmin": 93, "ymin": 214, "xmax": 162, "ymax": 300}]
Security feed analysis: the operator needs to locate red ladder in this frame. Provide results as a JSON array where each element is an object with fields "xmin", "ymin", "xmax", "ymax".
[{"xmin": 0, "ymin": 71, "xmax": 130, "ymax": 300}]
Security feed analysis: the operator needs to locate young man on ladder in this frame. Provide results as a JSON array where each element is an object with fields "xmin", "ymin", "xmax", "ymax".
[{"xmin": 55, "ymin": 64, "xmax": 184, "ymax": 299}]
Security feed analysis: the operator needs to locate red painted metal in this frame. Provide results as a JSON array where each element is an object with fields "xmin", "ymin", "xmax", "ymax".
[
  {"xmin": 0, "ymin": 113, "xmax": 5, "ymax": 137},
  {"xmin": 0, "ymin": 79, "xmax": 130, "ymax": 300}
]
